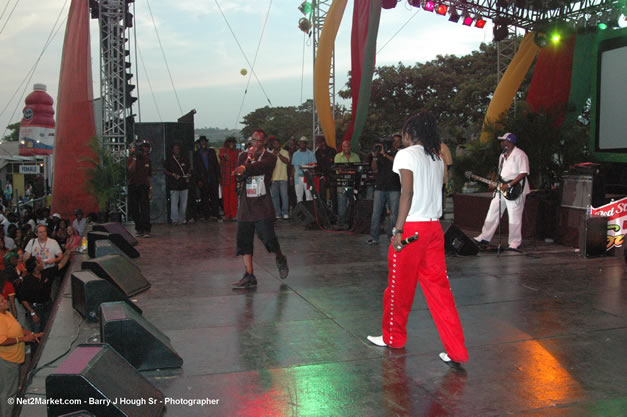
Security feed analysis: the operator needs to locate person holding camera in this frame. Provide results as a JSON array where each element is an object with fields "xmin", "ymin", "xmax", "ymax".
[
  {"xmin": 367, "ymin": 134, "xmax": 402, "ymax": 244},
  {"xmin": 128, "ymin": 141, "xmax": 152, "ymax": 238}
]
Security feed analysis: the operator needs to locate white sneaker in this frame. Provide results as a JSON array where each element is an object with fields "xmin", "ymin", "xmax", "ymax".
[
  {"xmin": 367, "ymin": 335, "xmax": 387, "ymax": 347},
  {"xmin": 439, "ymin": 352, "xmax": 452, "ymax": 362},
  {"xmin": 283, "ymin": 214, "xmax": 289, "ymax": 219}
]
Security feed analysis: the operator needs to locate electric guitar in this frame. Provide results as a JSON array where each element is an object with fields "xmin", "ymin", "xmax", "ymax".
[{"xmin": 464, "ymin": 171, "xmax": 522, "ymax": 201}]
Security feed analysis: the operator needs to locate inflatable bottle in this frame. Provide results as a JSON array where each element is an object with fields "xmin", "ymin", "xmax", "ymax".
[{"xmin": 19, "ymin": 83, "xmax": 55, "ymax": 156}]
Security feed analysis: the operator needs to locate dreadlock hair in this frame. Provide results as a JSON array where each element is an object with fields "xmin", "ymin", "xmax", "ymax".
[{"xmin": 401, "ymin": 111, "xmax": 441, "ymax": 161}]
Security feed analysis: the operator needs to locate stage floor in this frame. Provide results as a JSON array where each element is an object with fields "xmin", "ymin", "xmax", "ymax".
[{"xmin": 20, "ymin": 220, "xmax": 626, "ymax": 417}]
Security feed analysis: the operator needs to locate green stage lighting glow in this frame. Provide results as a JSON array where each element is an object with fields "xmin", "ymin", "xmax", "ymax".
[
  {"xmin": 551, "ymin": 33, "xmax": 561, "ymax": 43},
  {"xmin": 598, "ymin": 23, "xmax": 608, "ymax": 30}
]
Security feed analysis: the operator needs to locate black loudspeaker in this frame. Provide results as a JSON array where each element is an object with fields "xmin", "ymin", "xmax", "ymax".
[
  {"xmin": 82, "ymin": 255, "xmax": 151, "ymax": 296},
  {"xmin": 87, "ymin": 231, "xmax": 140, "ymax": 259},
  {"xmin": 58, "ymin": 411, "xmax": 96, "ymax": 417},
  {"xmin": 561, "ymin": 173, "xmax": 605, "ymax": 209},
  {"xmin": 579, "ymin": 216, "xmax": 608, "ymax": 257},
  {"xmin": 46, "ymin": 344, "xmax": 164, "ymax": 417},
  {"xmin": 293, "ymin": 201, "xmax": 316, "ymax": 227},
  {"xmin": 350, "ymin": 200, "xmax": 373, "ymax": 234},
  {"xmin": 71, "ymin": 271, "xmax": 142, "ymax": 322},
  {"xmin": 443, "ymin": 223, "xmax": 479, "ymax": 256},
  {"xmin": 135, "ymin": 122, "xmax": 194, "ymax": 224},
  {"xmin": 92, "ymin": 222, "xmax": 138, "ymax": 246},
  {"xmin": 94, "ymin": 240, "xmax": 130, "ymax": 260},
  {"xmin": 100, "ymin": 302, "xmax": 183, "ymax": 371}
]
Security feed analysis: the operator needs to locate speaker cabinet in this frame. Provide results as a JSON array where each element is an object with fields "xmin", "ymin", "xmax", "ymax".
[
  {"xmin": 71, "ymin": 271, "xmax": 142, "ymax": 322},
  {"xmin": 94, "ymin": 240, "xmax": 130, "ymax": 260},
  {"xmin": 82, "ymin": 255, "xmax": 151, "ymax": 296},
  {"xmin": 443, "ymin": 223, "xmax": 479, "ymax": 256},
  {"xmin": 46, "ymin": 344, "xmax": 164, "ymax": 417},
  {"xmin": 579, "ymin": 216, "xmax": 608, "ymax": 257},
  {"xmin": 92, "ymin": 222, "xmax": 138, "ymax": 246},
  {"xmin": 293, "ymin": 200, "xmax": 334, "ymax": 229},
  {"xmin": 100, "ymin": 302, "xmax": 183, "ymax": 371},
  {"xmin": 350, "ymin": 200, "xmax": 373, "ymax": 234},
  {"xmin": 87, "ymin": 231, "xmax": 140, "ymax": 259}
]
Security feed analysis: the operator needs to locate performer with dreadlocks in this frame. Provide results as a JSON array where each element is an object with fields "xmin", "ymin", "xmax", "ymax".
[{"xmin": 367, "ymin": 111, "xmax": 468, "ymax": 366}]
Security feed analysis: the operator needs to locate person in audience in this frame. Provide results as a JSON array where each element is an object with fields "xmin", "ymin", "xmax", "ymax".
[
  {"xmin": 0, "ymin": 271, "xmax": 16, "ymax": 317},
  {"xmin": 0, "ymin": 238, "xmax": 7, "ymax": 271},
  {"xmin": 23, "ymin": 224, "xmax": 62, "ymax": 283},
  {"xmin": 52, "ymin": 219, "xmax": 69, "ymax": 249},
  {"xmin": 72, "ymin": 209, "xmax": 87, "ymax": 237},
  {"xmin": 0, "ymin": 227, "xmax": 15, "ymax": 251},
  {"xmin": 16, "ymin": 257, "xmax": 52, "ymax": 333},
  {"xmin": 65, "ymin": 225, "xmax": 82, "ymax": 253},
  {"xmin": 0, "ymin": 295, "xmax": 43, "ymax": 417}
]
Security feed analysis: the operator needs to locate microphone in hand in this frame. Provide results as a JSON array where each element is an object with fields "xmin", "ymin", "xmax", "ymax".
[{"xmin": 400, "ymin": 233, "xmax": 419, "ymax": 246}]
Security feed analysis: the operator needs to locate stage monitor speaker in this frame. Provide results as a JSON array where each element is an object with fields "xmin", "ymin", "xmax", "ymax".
[
  {"xmin": 561, "ymin": 174, "xmax": 605, "ymax": 209},
  {"xmin": 443, "ymin": 223, "xmax": 479, "ymax": 256},
  {"xmin": 92, "ymin": 222, "xmax": 138, "ymax": 246},
  {"xmin": 46, "ymin": 344, "xmax": 164, "ymax": 417},
  {"xmin": 100, "ymin": 302, "xmax": 183, "ymax": 371},
  {"xmin": 579, "ymin": 216, "xmax": 608, "ymax": 257},
  {"xmin": 94, "ymin": 240, "xmax": 130, "ymax": 260},
  {"xmin": 58, "ymin": 412, "xmax": 96, "ymax": 417},
  {"xmin": 81, "ymin": 255, "xmax": 150, "ymax": 296},
  {"xmin": 350, "ymin": 200, "xmax": 373, "ymax": 234},
  {"xmin": 293, "ymin": 201, "xmax": 316, "ymax": 227},
  {"xmin": 87, "ymin": 231, "xmax": 140, "ymax": 259},
  {"xmin": 72, "ymin": 271, "xmax": 142, "ymax": 322}
]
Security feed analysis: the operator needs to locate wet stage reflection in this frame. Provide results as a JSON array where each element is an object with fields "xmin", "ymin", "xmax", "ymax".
[{"xmin": 131, "ymin": 222, "xmax": 625, "ymax": 416}]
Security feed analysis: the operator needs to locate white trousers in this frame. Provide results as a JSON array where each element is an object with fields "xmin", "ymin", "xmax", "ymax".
[
  {"xmin": 475, "ymin": 192, "xmax": 526, "ymax": 249},
  {"xmin": 294, "ymin": 176, "xmax": 312, "ymax": 203}
]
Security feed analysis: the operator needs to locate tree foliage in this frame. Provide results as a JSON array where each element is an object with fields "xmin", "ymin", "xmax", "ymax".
[
  {"xmin": 339, "ymin": 40, "xmax": 532, "ymax": 148},
  {"xmin": 240, "ymin": 100, "xmax": 315, "ymax": 143},
  {"xmin": 1, "ymin": 122, "xmax": 20, "ymax": 142}
]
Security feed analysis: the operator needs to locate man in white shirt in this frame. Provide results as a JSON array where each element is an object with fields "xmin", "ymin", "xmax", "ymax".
[
  {"xmin": 367, "ymin": 111, "xmax": 468, "ymax": 366},
  {"xmin": 72, "ymin": 209, "xmax": 88, "ymax": 237},
  {"xmin": 24, "ymin": 224, "xmax": 63, "ymax": 281},
  {"xmin": 474, "ymin": 132, "xmax": 530, "ymax": 250}
]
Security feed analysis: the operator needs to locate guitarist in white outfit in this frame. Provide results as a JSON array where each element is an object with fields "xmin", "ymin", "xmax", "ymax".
[{"xmin": 474, "ymin": 133, "xmax": 530, "ymax": 250}]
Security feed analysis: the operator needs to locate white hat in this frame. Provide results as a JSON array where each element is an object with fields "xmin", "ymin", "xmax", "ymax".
[
  {"xmin": 52, "ymin": 213, "xmax": 61, "ymax": 219},
  {"xmin": 299, "ymin": 136, "xmax": 308, "ymax": 142}
]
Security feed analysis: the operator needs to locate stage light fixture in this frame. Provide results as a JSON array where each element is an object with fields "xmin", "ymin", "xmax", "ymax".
[
  {"xmin": 493, "ymin": 23, "xmax": 509, "ymax": 41},
  {"xmin": 461, "ymin": 11, "xmax": 473, "ymax": 26},
  {"xmin": 551, "ymin": 33, "xmax": 561, "ymax": 43},
  {"xmin": 598, "ymin": 22, "xmax": 608, "ymax": 30},
  {"xmin": 408, "ymin": 0, "xmax": 421, "ymax": 8},
  {"xmin": 298, "ymin": 1, "xmax": 312, "ymax": 16},
  {"xmin": 534, "ymin": 32, "xmax": 548, "ymax": 48},
  {"xmin": 423, "ymin": 1, "xmax": 435, "ymax": 12},
  {"xmin": 449, "ymin": 8, "xmax": 461, "ymax": 23},
  {"xmin": 475, "ymin": 16, "xmax": 487, "ymax": 28},
  {"xmin": 436, "ymin": 4, "xmax": 448, "ymax": 15}
]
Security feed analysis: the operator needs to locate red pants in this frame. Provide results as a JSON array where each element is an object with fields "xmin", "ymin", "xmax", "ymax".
[
  {"xmin": 381, "ymin": 221, "xmax": 468, "ymax": 362},
  {"xmin": 222, "ymin": 183, "xmax": 238, "ymax": 219}
]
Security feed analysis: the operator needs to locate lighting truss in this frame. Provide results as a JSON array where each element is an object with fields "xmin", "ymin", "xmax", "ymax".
[{"xmin": 426, "ymin": 1, "xmax": 622, "ymax": 31}]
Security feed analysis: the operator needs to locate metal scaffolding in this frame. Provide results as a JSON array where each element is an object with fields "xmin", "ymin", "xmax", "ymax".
[
  {"xmin": 312, "ymin": 0, "xmax": 335, "ymax": 142},
  {"xmin": 91, "ymin": 0, "xmax": 136, "ymax": 219}
]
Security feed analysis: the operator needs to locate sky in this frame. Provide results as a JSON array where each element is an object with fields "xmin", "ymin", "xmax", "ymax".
[{"xmin": 0, "ymin": 0, "xmax": 496, "ymax": 137}]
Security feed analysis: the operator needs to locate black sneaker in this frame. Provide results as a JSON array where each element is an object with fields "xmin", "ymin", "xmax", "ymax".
[
  {"xmin": 232, "ymin": 273, "xmax": 257, "ymax": 289},
  {"xmin": 276, "ymin": 255, "xmax": 289, "ymax": 279}
]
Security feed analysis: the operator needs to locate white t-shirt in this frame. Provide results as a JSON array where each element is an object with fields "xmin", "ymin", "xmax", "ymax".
[
  {"xmin": 499, "ymin": 146, "xmax": 530, "ymax": 196},
  {"xmin": 24, "ymin": 238, "xmax": 62, "ymax": 269},
  {"xmin": 73, "ymin": 218, "xmax": 88, "ymax": 237},
  {"xmin": 393, "ymin": 144, "xmax": 444, "ymax": 221}
]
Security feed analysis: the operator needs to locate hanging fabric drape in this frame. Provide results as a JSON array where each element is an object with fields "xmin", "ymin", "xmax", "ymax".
[
  {"xmin": 314, "ymin": 0, "xmax": 347, "ymax": 150},
  {"xmin": 480, "ymin": 32, "xmax": 540, "ymax": 142},
  {"xmin": 51, "ymin": 0, "xmax": 98, "ymax": 217}
]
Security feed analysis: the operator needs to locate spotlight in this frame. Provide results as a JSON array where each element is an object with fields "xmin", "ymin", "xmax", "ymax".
[
  {"xmin": 423, "ymin": 1, "xmax": 435, "ymax": 12},
  {"xmin": 298, "ymin": 1, "xmax": 312, "ymax": 16},
  {"xmin": 436, "ymin": 4, "xmax": 448, "ymax": 15},
  {"xmin": 551, "ymin": 33, "xmax": 561, "ymax": 43},
  {"xmin": 407, "ymin": 0, "xmax": 421, "ymax": 7},
  {"xmin": 475, "ymin": 16, "xmax": 487, "ymax": 28},
  {"xmin": 493, "ymin": 24, "xmax": 509, "ymax": 41},
  {"xmin": 598, "ymin": 22, "xmax": 608, "ymax": 30},
  {"xmin": 449, "ymin": 8, "xmax": 461, "ymax": 23},
  {"xmin": 462, "ymin": 11, "xmax": 473, "ymax": 26},
  {"xmin": 298, "ymin": 17, "xmax": 312, "ymax": 33},
  {"xmin": 534, "ymin": 32, "xmax": 548, "ymax": 48}
]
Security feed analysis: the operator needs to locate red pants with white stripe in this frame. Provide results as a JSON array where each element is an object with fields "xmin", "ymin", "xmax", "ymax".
[{"xmin": 381, "ymin": 221, "xmax": 468, "ymax": 362}]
